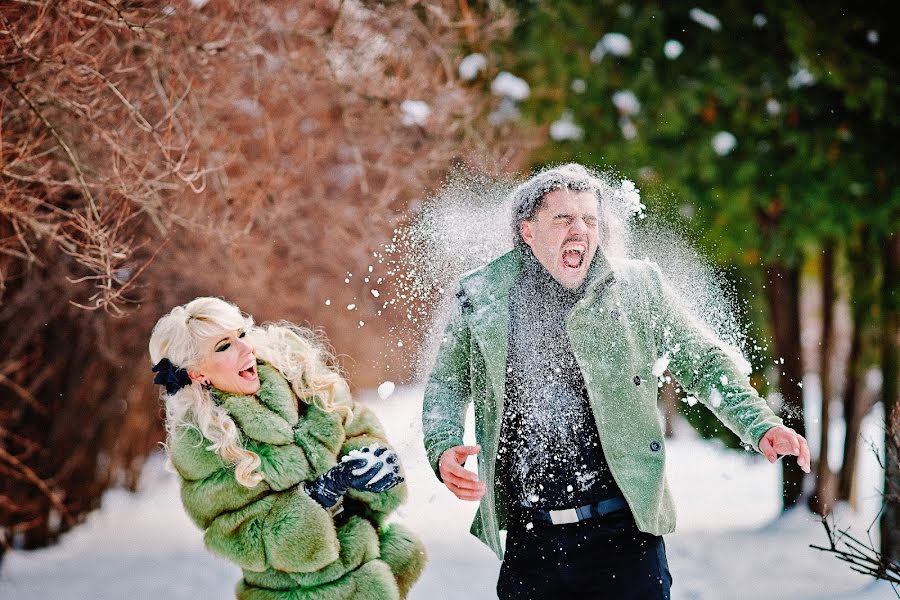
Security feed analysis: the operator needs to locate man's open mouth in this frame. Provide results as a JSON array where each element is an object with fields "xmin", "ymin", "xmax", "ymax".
[
  {"xmin": 239, "ymin": 363, "xmax": 257, "ymax": 380},
  {"xmin": 562, "ymin": 248, "xmax": 585, "ymax": 269}
]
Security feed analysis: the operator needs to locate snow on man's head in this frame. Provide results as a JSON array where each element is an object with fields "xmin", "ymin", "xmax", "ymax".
[{"xmin": 510, "ymin": 164, "xmax": 627, "ymax": 259}]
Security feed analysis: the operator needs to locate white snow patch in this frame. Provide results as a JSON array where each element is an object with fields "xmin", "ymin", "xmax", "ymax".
[
  {"xmin": 612, "ymin": 90, "xmax": 641, "ymax": 116},
  {"xmin": 232, "ymin": 98, "xmax": 262, "ymax": 118},
  {"xmin": 189, "ymin": 0, "xmax": 209, "ymax": 8},
  {"xmin": 788, "ymin": 67, "xmax": 816, "ymax": 89},
  {"xmin": 590, "ymin": 32, "xmax": 633, "ymax": 63},
  {"xmin": 458, "ymin": 53, "xmax": 487, "ymax": 81},
  {"xmin": 601, "ymin": 32, "xmax": 633, "ymax": 56},
  {"xmin": 0, "ymin": 386, "xmax": 886, "ymax": 600},
  {"xmin": 490, "ymin": 72, "xmax": 530, "ymax": 101},
  {"xmin": 719, "ymin": 375, "xmax": 729, "ymax": 386},
  {"xmin": 400, "ymin": 100, "xmax": 431, "ymax": 127},
  {"xmin": 652, "ymin": 355, "xmax": 671, "ymax": 377},
  {"xmin": 371, "ymin": 289, "xmax": 380, "ymax": 298},
  {"xmin": 663, "ymin": 40, "xmax": 684, "ymax": 60},
  {"xmin": 709, "ymin": 386, "xmax": 724, "ymax": 408},
  {"xmin": 712, "ymin": 131, "xmax": 737, "ymax": 156},
  {"xmin": 616, "ymin": 179, "xmax": 645, "ymax": 218},
  {"xmin": 376, "ymin": 381, "xmax": 395, "ymax": 400},
  {"xmin": 549, "ymin": 111, "xmax": 584, "ymax": 141},
  {"xmin": 488, "ymin": 98, "xmax": 520, "ymax": 125},
  {"xmin": 689, "ymin": 7, "xmax": 722, "ymax": 31},
  {"xmin": 619, "ymin": 117, "xmax": 638, "ymax": 140}
]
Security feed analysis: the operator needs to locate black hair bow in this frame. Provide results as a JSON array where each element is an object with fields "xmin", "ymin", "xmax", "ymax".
[{"xmin": 152, "ymin": 358, "xmax": 193, "ymax": 395}]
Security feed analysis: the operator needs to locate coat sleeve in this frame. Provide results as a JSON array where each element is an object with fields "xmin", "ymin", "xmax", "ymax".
[
  {"xmin": 169, "ymin": 427, "xmax": 340, "ymax": 573},
  {"xmin": 645, "ymin": 264, "xmax": 782, "ymax": 451},
  {"xmin": 422, "ymin": 298, "xmax": 472, "ymax": 480},
  {"xmin": 339, "ymin": 401, "xmax": 408, "ymax": 517}
]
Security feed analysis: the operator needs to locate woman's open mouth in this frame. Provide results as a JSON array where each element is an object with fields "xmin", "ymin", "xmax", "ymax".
[{"xmin": 239, "ymin": 363, "xmax": 258, "ymax": 380}]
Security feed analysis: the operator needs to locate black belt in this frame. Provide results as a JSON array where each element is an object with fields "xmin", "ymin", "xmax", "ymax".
[{"xmin": 524, "ymin": 496, "xmax": 629, "ymax": 526}]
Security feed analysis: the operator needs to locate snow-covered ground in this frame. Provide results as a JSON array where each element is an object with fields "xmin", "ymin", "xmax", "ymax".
[{"xmin": 1, "ymin": 385, "xmax": 892, "ymax": 599}]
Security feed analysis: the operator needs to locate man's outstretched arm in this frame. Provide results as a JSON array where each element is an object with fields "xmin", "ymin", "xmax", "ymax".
[
  {"xmin": 647, "ymin": 264, "xmax": 810, "ymax": 473},
  {"xmin": 422, "ymin": 304, "xmax": 487, "ymax": 500}
]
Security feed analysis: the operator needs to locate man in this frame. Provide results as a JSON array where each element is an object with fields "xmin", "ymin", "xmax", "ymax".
[{"xmin": 422, "ymin": 164, "xmax": 810, "ymax": 599}]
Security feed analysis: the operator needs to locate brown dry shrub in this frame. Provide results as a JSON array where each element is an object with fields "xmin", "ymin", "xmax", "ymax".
[{"xmin": 0, "ymin": 0, "xmax": 538, "ymax": 553}]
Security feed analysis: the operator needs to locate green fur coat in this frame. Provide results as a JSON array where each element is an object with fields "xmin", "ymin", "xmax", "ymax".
[{"xmin": 169, "ymin": 363, "xmax": 426, "ymax": 600}]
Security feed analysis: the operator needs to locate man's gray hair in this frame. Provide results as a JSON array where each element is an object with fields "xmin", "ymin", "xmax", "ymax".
[{"xmin": 510, "ymin": 163, "xmax": 606, "ymax": 247}]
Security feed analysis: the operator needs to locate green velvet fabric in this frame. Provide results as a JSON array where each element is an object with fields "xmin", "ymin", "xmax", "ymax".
[
  {"xmin": 170, "ymin": 364, "xmax": 425, "ymax": 598},
  {"xmin": 422, "ymin": 246, "xmax": 783, "ymax": 558}
]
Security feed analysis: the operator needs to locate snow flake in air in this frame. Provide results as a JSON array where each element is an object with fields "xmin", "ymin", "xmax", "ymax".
[
  {"xmin": 618, "ymin": 179, "xmax": 646, "ymax": 217},
  {"xmin": 866, "ymin": 30, "xmax": 879, "ymax": 44},
  {"xmin": 377, "ymin": 381, "xmax": 395, "ymax": 400},
  {"xmin": 689, "ymin": 8, "xmax": 721, "ymax": 31},
  {"xmin": 458, "ymin": 53, "xmax": 487, "ymax": 80},
  {"xmin": 571, "ymin": 79, "xmax": 587, "ymax": 94},
  {"xmin": 491, "ymin": 72, "xmax": 530, "ymax": 101},
  {"xmin": 400, "ymin": 100, "xmax": 431, "ymax": 127},
  {"xmin": 766, "ymin": 98, "xmax": 782, "ymax": 116},
  {"xmin": 712, "ymin": 131, "xmax": 737, "ymax": 156},
  {"xmin": 663, "ymin": 40, "xmax": 683, "ymax": 60},
  {"xmin": 752, "ymin": 13, "xmax": 767, "ymax": 28}
]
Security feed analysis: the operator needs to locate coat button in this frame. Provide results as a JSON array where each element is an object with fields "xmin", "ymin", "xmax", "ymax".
[
  {"xmin": 633, "ymin": 375, "xmax": 641, "ymax": 386},
  {"xmin": 650, "ymin": 441, "xmax": 661, "ymax": 452},
  {"xmin": 610, "ymin": 309, "xmax": 621, "ymax": 320}
]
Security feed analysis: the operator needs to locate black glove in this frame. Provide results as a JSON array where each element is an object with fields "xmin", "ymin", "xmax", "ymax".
[{"xmin": 304, "ymin": 445, "xmax": 404, "ymax": 508}]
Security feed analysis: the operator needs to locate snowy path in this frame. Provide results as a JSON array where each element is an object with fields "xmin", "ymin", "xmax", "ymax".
[{"xmin": 1, "ymin": 385, "xmax": 891, "ymax": 599}]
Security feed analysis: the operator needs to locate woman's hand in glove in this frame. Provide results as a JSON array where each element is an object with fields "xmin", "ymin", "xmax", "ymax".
[{"xmin": 304, "ymin": 445, "xmax": 403, "ymax": 508}]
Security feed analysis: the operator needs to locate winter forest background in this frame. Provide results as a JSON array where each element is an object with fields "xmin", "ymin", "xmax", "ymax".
[{"xmin": 0, "ymin": 1, "xmax": 897, "ymax": 599}]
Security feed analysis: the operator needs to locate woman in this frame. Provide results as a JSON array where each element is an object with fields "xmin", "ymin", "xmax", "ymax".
[{"xmin": 149, "ymin": 297, "xmax": 425, "ymax": 600}]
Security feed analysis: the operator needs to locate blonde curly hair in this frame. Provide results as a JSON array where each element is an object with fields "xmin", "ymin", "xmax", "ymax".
[{"xmin": 149, "ymin": 297, "xmax": 353, "ymax": 487}]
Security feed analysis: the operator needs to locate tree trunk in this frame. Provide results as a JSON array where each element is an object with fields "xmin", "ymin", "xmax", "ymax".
[
  {"xmin": 880, "ymin": 232, "xmax": 899, "ymax": 566},
  {"xmin": 838, "ymin": 231, "xmax": 878, "ymax": 504},
  {"xmin": 811, "ymin": 242, "xmax": 837, "ymax": 515},
  {"xmin": 765, "ymin": 262, "xmax": 808, "ymax": 508}
]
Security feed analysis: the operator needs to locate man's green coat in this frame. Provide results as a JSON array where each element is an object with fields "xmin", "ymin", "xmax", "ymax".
[
  {"xmin": 423, "ymin": 246, "xmax": 782, "ymax": 558},
  {"xmin": 170, "ymin": 364, "xmax": 425, "ymax": 600}
]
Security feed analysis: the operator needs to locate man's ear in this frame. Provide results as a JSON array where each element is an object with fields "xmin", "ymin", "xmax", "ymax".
[{"xmin": 520, "ymin": 220, "xmax": 535, "ymax": 247}]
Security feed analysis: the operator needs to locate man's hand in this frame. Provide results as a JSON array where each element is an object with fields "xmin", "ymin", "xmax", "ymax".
[
  {"xmin": 439, "ymin": 444, "xmax": 486, "ymax": 501},
  {"xmin": 759, "ymin": 425, "xmax": 811, "ymax": 473}
]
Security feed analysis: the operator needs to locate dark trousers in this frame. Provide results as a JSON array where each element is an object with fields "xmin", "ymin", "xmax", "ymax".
[{"xmin": 497, "ymin": 509, "xmax": 672, "ymax": 600}]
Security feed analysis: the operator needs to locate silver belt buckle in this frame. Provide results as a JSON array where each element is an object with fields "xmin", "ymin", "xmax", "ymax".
[{"xmin": 549, "ymin": 508, "xmax": 579, "ymax": 525}]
